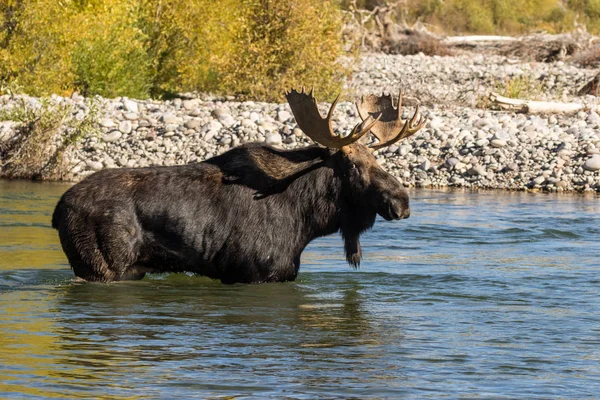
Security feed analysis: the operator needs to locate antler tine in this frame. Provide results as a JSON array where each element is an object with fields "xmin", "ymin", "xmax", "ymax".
[
  {"xmin": 356, "ymin": 86, "xmax": 427, "ymax": 150},
  {"xmin": 285, "ymin": 88, "xmax": 375, "ymax": 149},
  {"xmin": 397, "ymin": 87, "xmax": 403, "ymax": 119},
  {"xmin": 369, "ymin": 107, "xmax": 422, "ymax": 150},
  {"xmin": 327, "ymin": 93, "xmax": 340, "ymax": 120}
]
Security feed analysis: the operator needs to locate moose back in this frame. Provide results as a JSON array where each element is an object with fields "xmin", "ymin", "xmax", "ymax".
[{"xmin": 52, "ymin": 88, "xmax": 426, "ymax": 283}]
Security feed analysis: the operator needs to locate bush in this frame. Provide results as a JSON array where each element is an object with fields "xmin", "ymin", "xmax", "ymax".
[
  {"xmin": 0, "ymin": 0, "xmax": 346, "ymax": 101},
  {"xmin": 0, "ymin": 97, "xmax": 99, "ymax": 179},
  {"xmin": 219, "ymin": 0, "xmax": 346, "ymax": 101}
]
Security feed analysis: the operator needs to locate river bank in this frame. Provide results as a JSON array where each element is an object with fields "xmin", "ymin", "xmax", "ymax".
[{"xmin": 1, "ymin": 52, "xmax": 599, "ymax": 192}]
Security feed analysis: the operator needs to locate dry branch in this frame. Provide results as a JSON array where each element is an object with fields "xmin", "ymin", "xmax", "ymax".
[{"xmin": 578, "ymin": 72, "xmax": 600, "ymax": 96}]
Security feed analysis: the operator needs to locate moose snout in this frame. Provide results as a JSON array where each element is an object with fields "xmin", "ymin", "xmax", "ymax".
[
  {"xmin": 389, "ymin": 203, "xmax": 410, "ymax": 220},
  {"xmin": 381, "ymin": 198, "xmax": 410, "ymax": 221},
  {"xmin": 401, "ymin": 207, "xmax": 410, "ymax": 219}
]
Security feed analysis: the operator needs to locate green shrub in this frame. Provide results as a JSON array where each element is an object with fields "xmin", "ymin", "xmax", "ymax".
[
  {"xmin": 0, "ymin": 0, "xmax": 346, "ymax": 101},
  {"xmin": 219, "ymin": 0, "xmax": 346, "ymax": 101}
]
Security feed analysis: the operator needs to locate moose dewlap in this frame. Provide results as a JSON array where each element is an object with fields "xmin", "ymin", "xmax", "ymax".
[{"xmin": 52, "ymin": 88, "xmax": 426, "ymax": 283}]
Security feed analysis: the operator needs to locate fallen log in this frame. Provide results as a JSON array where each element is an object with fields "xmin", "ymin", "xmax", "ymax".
[
  {"xmin": 443, "ymin": 35, "xmax": 518, "ymax": 45},
  {"xmin": 489, "ymin": 92, "xmax": 600, "ymax": 114}
]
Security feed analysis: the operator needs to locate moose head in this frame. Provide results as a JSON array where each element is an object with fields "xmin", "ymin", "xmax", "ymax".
[{"xmin": 285, "ymin": 88, "xmax": 426, "ymax": 217}]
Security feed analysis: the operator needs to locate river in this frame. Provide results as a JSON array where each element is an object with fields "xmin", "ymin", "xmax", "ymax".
[{"xmin": 1, "ymin": 180, "xmax": 599, "ymax": 399}]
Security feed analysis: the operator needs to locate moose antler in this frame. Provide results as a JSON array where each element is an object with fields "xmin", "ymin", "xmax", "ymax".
[
  {"xmin": 357, "ymin": 88, "xmax": 426, "ymax": 150},
  {"xmin": 285, "ymin": 88, "xmax": 380, "ymax": 149}
]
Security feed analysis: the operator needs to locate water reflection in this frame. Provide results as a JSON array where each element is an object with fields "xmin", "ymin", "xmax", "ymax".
[{"xmin": 46, "ymin": 274, "xmax": 401, "ymax": 397}]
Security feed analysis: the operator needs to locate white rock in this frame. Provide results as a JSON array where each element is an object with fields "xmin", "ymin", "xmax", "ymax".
[
  {"xmin": 185, "ymin": 119, "xmax": 202, "ymax": 130},
  {"xmin": 204, "ymin": 130, "xmax": 217, "ymax": 141},
  {"xmin": 218, "ymin": 114, "xmax": 236, "ymax": 127},
  {"xmin": 265, "ymin": 133, "xmax": 282, "ymax": 145},
  {"xmin": 182, "ymin": 100, "xmax": 198, "ymax": 110},
  {"xmin": 122, "ymin": 99, "xmax": 139, "ymax": 113},
  {"xmin": 491, "ymin": 139, "xmax": 507, "ymax": 148},
  {"xmin": 123, "ymin": 112, "xmax": 139, "ymax": 121},
  {"xmin": 277, "ymin": 111, "xmax": 291, "ymax": 122},
  {"xmin": 119, "ymin": 121, "xmax": 132, "ymax": 134},
  {"xmin": 161, "ymin": 112, "xmax": 179, "ymax": 124},
  {"xmin": 583, "ymin": 155, "xmax": 600, "ymax": 171},
  {"xmin": 86, "ymin": 160, "xmax": 104, "ymax": 171},
  {"xmin": 99, "ymin": 118, "xmax": 116, "ymax": 128},
  {"xmin": 428, "ymin": 118, "xmax": 443, "ymax": 130},
  {"xmin": 102, "ymin": 131, "xmax": 122, "ymax": 142}
]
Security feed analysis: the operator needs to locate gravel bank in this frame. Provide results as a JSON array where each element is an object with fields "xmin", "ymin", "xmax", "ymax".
[{"xmin": 1, "ymin": 52, "xmax": 599, "ymax": 192}]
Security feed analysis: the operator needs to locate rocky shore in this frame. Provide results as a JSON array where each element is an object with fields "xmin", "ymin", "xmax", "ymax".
[{"xmin": 1, "ymin": 52, "xmax": 599, "ymax": 192}]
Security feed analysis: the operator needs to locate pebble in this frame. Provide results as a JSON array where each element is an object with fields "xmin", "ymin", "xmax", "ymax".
[
  {"xmin": 583, "ymin": 155, "xmax": 600, "ymax": 171},
  {"xmin": 184, "ymin": 119, "xmax": 202, "ymax": 130},
  {"xmin": 99, "ymin": 118, "xmax": 115, "ymax": 128},
  {"xmin": 490, "ymin": 139, "xmax": 507, "ymax": 148},
  {"xmin": 102, "ymin": 131, "xmax": 122, "ymax": 143},
  {"xmin": 118, "ymin": 121, "xmax": 132, "ymax": 134},
  {"xmin": 277, "ymin": 111, "xmax": 291, "ymax": 122},
  {"xmin": 265, "ymin": 133, "xmax": 282, "ymax": 146},
  {"xmin": 218, "ymin": 114, "xmax": 236, "ymax": 127},
  {"xmin": 123, "ymin": 99, "xmax": 139, "ymax": 113},
  {"xmin": 161, "ymin": 112, "xmax": 179, "ymax": 124}
]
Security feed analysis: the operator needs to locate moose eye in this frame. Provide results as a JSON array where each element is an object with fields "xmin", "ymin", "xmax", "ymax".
[{"xmin": 349, "ymin": 163, "xmax": 360, "ymax": 176}]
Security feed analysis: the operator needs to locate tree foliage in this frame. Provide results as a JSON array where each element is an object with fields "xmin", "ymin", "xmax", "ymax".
[{"xmin": 0, "ymin": 0, "xmax": 345, "ymax": 101}]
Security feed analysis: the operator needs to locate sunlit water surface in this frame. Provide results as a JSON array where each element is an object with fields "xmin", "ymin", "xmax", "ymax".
[{"xmin": 1, "ymin": 180, "xmax": 599, "ymax": 399}]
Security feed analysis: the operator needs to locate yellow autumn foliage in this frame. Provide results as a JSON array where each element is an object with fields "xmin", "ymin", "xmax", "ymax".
[{"xmin": 0, "ymin": 0, "xmax": 346, "ymax": 101}]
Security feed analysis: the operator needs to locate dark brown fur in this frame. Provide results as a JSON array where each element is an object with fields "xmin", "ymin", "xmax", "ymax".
[{"xmin": 52, "ymin": 142, "xmax": 410, "ymax": 283}]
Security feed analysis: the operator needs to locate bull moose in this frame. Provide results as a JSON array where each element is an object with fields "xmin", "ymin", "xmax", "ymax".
[{"xmin": 52, "ymin": 88, "xmax": 426, "ymax": 283}]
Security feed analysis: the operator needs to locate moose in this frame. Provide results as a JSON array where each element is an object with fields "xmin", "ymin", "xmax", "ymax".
[{"xmin": 52, "ymin": 88, "xmax": 426, "ymax": 283}]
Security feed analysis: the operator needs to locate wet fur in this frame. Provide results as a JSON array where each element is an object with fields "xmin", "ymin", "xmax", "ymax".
[{"xmin": 52, "ymin": 142, "xmax": 408, "ymax": 283}]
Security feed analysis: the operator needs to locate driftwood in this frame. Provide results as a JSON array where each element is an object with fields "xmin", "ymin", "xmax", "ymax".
[
  {"xmin": 489, "ymin": 92, "xmax": 600, "ymax": 114},
  {"xmin": 578, "ymin": 72, "xmax": 600, "ymax": 96},
  {"xmin": 444, "ymin": 32, "xmax": 594, "ymax": 62},
  {"xmin": 443, "ymin": 36, "xmax": 518, "ymax": 45}
]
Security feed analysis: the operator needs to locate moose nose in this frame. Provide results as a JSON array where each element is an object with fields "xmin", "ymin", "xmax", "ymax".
[{"xmin": 402, "ymin": 208, "xmax": 410, "ymax": 219}]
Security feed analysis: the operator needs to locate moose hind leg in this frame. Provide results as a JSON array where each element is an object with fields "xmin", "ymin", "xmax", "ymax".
[
  {"xmin": 95, "ymin": 208, "xmax": 144, "ymax": 281},
  {"xmin": 57, "ymin": 212, "xmax": 116, "ymax": 282},
  {"xmin": 58, "ymin": 206, "xmax": 143, "ymax": 282}
]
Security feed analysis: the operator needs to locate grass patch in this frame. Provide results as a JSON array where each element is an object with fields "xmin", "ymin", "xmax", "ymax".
[{"xmin": 494, "ymin": 74, "xmax": 542, "ymax": 99}]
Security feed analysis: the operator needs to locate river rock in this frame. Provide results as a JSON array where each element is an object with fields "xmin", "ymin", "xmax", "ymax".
[
  {"xmin": 102, "ymin": 131, "xmax": 122, "ymax": 143},
  {"xmin": 265, "ymin": 133, "xmax": 282, "ymax": 145},
  {"xmin": 161, "ymin": 112, "xmax": 179, "ymax": 124},
  {"xmin": 122, "ymin": 99, "xmax": 139, "ymax": 113},
  {"xmin": 277, "ymin": 111, "xmax": 291, "ymax": 122},
  {"xmin": 184, "ymin": 119, "xmax": 202, "ymax": 130},
  {"xmin": 583, "ymin": 155, "xmax": 600, "ymax": 171},
  {"xmin": 119, "ymin": 121, "xmax": 132, "ymax": 134},
  {"xmin": 86, "ymin": 160, "xmax": 104, "ymax": 171},
  {"xmin": 218, "ymin": 114, "xmax": 236, "ymax": 127},
  {"xmin": 99, "ymin": 118, "xmax": 116, "ymax": 128},
  {"xmin": 491, "ymin": 139, "xmax": 507, "ymax": 148}
]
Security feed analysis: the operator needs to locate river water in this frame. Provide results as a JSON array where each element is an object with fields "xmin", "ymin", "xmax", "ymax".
[{"xmin": 1, "ymin": 180, "xmax": 599, "ymax": 399}]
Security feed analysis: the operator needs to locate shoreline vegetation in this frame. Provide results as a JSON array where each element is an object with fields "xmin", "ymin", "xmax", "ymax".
[{"xmin": 1, "ymin": 0, "xmax": 599, "ymax": 192}]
